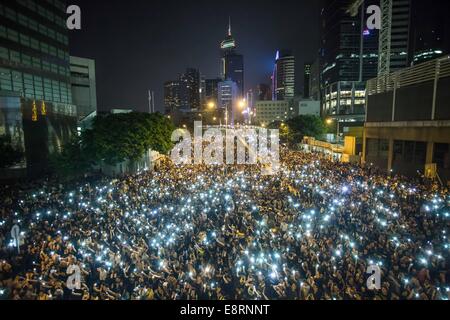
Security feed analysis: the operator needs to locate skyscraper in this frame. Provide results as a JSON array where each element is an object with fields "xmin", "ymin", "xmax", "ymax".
[
  {"xmin": 321, "ymin": 0, "xmax": 379, "ymax": 127},
  {"xmin": 272, "ymin": 50, "xmax": 295, "ymax": 101},
  {"xmin": 378, "ymin": 0, "xmax": 411, "ymax": 75},
  {"xmin": 180, "ymin": 68, "xmax": 201, "ymax": 110},
  {"xmin": 0, "ymin": 0, "xmax": 77, "ymax": 176},
  {"xmin": 309, "ymin": 58, "xmax": 322, "ymax": 101},
  {"xmin": 409, "ymin": 0, "xmax": 450, "ymax": 65},
  {"xmin": 164, "ymin": 80, "xmax": 187, "ymax": 114},
  {"xmin": 378, "ymin": 0, "xmax": 450, "ymax": 75},
  {"xmin": 304, "ymin": 63, "xmax": 312, "ymax": 98},
  {"xmin": 218, "ymin": 79, "xmax": 238, "ymax": 125},
  {"xmin": 220, "ymin": 19, "xmax": 244, "ymax": 97},
  {"xmin": 205, "ymin": 78, "xmax": 221, "ymax": 105}
]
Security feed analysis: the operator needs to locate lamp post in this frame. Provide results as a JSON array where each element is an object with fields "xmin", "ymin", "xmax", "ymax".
[{"xmin": 326, "ymin": 118, "xmax": 340, "ymax": 143}]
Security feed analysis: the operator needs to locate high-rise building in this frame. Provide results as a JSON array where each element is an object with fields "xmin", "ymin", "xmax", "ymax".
[
  {"xmin": 321, "ymin": 0, "xmax": 379, "ymax": 133},
  {"xmin": 304, "ymin": 63, "xmax": 312, "ymax": 98},
  {"xmin": 218, "ymin": 79, "xmax": 238, "ymax": 125},
  {"xmin": 181, "ymin": 68, "xmax": 201, "ymax": 110},
  {"xmin": 257, "ymin": 83, "xmax": 271, "ymax": 101},
  {"xmin": 378, "ymin": 0, "xmax": 411, "ymax": 75},
  {"xmin": 321, "ymin": 0, "xmax": 379, "ymax": 86},
  {"xmin": 309, "ymin": 58, "xmax": 322, "ymax": 101},
  {"xmin": 164, "ymin": 80, "xmax": 186, "ymax": 114},
  {"xmin": 220, "ymin": 19, "xmax": 244, "ymax": 97},
  {"xmin": 409, "ymin": 0, "xmax": 450, "ymax": 65},
  {"xmin": 70, "ymin": 56, "xmax": 97, "ymax": 120},
  {"xmin": 0, "ymin": 0, "xmax": 77, "ymax": 177},
  {"xmin": 205, "ymin": 78, "xmax": 221, "ymax": 105},
  {"xmin": 199, "ymin": 74, "xmax": 206, "ymax": 108},
  {"xmin": 379, "ymin": 0, "xmax": 450, "ymax": 75},
  {"xmin": 272, "ymin": 50, "xmax": 295, "ymax": 101}
]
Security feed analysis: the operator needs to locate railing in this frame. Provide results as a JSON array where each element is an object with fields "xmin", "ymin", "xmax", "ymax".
[{"xmin": 367, "ymin": 55, "xmax": 450, "ymax": 95}]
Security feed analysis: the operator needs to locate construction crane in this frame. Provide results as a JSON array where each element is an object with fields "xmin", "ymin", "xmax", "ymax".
[{"xmin": 347, "ymin": 0, "xmax": 364, "ymax": 17}]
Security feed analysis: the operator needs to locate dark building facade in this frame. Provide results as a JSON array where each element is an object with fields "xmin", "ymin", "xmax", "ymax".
[
  {"xmin": 164, "ymin": 80, "xmax": 188, "ymax": 114},
  {"xmin": 205, "ymin": 78, "xmax": 221, "ymax": 105},
  {"xmin": 364, "ymin": 56, "xmax": 450, "ymax": 183},
  {"xmin": 304, "ymin": 63, "xmax": 311, "ymax": 98},
  {"xmin": 309, "ymin": 58, "xmax": 322, "ymax": 101},
  {"xmin": 409, "ymin": 0, "xmax": 450, "ymax": 65},
  {"xmin": 0, "ymin": 0, "xmax": 77, "ymax": 178},
  {"xmin": 181, "ymin": 68, "xmax": 201, "ymax": 110},
  {"xmin": 379, "ymin": 0, "xmax": 450, "ymax": 75},
  {"xmin": 321, "ymin": 0, "xmax": 380, "ymax": 132}
]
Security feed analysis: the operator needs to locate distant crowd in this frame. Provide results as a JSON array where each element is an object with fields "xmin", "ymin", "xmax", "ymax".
[{"xmin": 0, "ymin": 150, "xmax": 449, "ymax": 300}]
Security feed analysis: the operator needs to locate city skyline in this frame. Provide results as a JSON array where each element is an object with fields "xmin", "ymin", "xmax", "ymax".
[{"xmin": 69, "ymin": 0, "xmax": 322, "ymax": 113}]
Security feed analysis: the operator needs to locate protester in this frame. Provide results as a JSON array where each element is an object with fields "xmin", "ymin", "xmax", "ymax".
[{"xmin": 0, "ymin": 150, "xmax": 449, "ymax": 300}]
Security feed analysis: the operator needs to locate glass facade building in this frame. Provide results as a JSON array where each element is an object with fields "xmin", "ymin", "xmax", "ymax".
[
  {"xmin": 273, "ymin": 50, "xmax": 295, "ymax": 101},
  {"xmin": 0, "ymin": 0, "xmax": 77, "ymax": 177}
]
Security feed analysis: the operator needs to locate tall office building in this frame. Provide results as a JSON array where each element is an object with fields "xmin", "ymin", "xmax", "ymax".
[
  {"xmin": 205, "ymin": 78, "xmax": 221, "ymax": 105},
  {"xmin": 0, "ymin": 0, "xmax": 77, "ymax": 177},
  {"xmin": 309, "ymin": 58, "xmax": 322, "ymax": 101},
  {"xmin": 378, "ymin": 0, "xmax": 411, "ymax": 75},
  {"xmin": 164, "ymin": 80, "xmax": 187, "ymax": 114},
  {"xmin": 180, "ymin": 68, "xmax": 201, "ymax": 110},
  {"xmin": 321, "ymin": 0, "xmax": 379, "ymax": 130},
  {"xmin": 272, "ymin": 50, "xmax": 295, "ymax": 101},
  {"xmin": 70, "ymin": 56, "xmax": 97, "ymax": 120},
  {"xmin": 379, "ymin": 0, "xmax": 450, "ymax": 75},
  {"xmin": 220, "ymin": 19, "xmax": 244, "ymax": 97},
  {"xmin": 303, "ymin": 63, "xmax": 311, "ymax": 98},
  {"xmin": 218, "ymin": 79, "xmax": 239, "ymax": 125},
  {"xmin": 409, "ymin": 0, "xmax": 450, "ymax": 65}
]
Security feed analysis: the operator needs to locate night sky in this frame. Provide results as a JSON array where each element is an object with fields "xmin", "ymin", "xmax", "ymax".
[{"xmin": 69, "ymin": 0, "xmax": 322, "ymax": 113}]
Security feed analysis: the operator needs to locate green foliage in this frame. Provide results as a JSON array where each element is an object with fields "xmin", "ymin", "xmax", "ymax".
[
  {"xmin": 0, "ymin": 135, "xmax": 24, "ymax": 168},
  {"xmin": 52, "ymin": 112, "xmax": 175, "ymax": 176},
  {"xmin": 269, "ymin": 115, "xmax": 326, "ymax": 146},
  {"xmin": 86, "ymin": 112, "xmax": 175, "ymax": 165}
]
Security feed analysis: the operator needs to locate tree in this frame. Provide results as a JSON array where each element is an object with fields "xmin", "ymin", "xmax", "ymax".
[
  {"xmin": 86, "ymin": 112, "xmax": 175, "ymax": 166},
  {"xmin": 270, "ymin": 115, "xmax": 326, "ymax": 146},
  {"xmin": 50, "ymin": 135, "xmax": 94, "ymax": 177},
  {"xmin": 0, "ymin": 135, "xmax": 23, "ymax": 168},
  {"xmin": 52, "ymin": 112, "xmax": 175, "ymax": 177},
  {"xmin": 268, "ymin": 120, "xmax": 290, "ymax": 144}
]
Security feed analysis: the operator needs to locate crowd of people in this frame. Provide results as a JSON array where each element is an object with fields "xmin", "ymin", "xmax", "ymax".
[{"xmin": 0, "ymin": 149, "xmax": 449, "ymax": 300}]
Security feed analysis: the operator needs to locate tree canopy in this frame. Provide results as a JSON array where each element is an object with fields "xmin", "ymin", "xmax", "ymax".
[
  {"xmin": 52, "ymin": 112, "xmax": 175, "ymax": 176},
  {"xmin": 269, "ymin": 115, "xmax": 326, "ymax": 146}
]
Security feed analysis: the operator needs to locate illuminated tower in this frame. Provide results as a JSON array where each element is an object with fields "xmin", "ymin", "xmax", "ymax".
[
  {"xmin": 272, "ymin": 50, "xmax": 295, "ymax": 101},
  {"xmin": 220, "ymin": 18, "xmax": 244, "ymax": 97}
]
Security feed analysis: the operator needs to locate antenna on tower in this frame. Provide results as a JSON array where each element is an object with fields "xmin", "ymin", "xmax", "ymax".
[{"xmin": 228, "ymin": 16, "xmax": 232, "ymax": 36}]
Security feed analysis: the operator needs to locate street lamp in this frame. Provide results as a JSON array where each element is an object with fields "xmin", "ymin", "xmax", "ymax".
[
  {"xmin": 326, "ymin": 118, "xmax": 340, "ymax": 142},
  {"xmin": 208, "ymin": 101, "xmax": 216, "ymax": 110}
]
